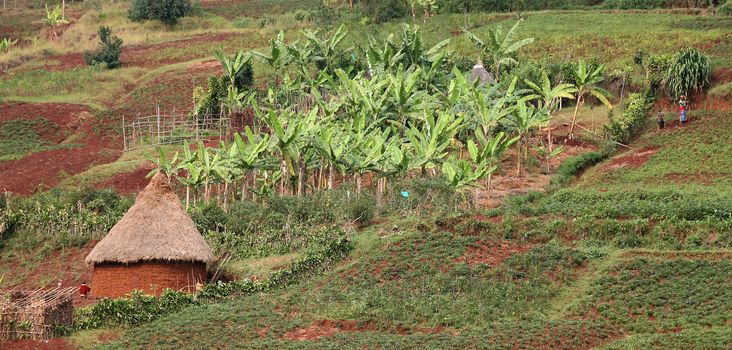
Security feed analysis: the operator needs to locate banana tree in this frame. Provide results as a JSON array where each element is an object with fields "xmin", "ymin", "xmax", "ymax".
[
  {"xmin": 405, "ymin": 111, "xmax": 462, "ymax": 175},
  {"xmin": 569, "ymin": 59, "xmax": 613, "ymax": 139},
  {"xmin": 251, "ymin": 31, "xmax": 289, "ymax": 86},
  {"xmin": 465, "ymin": 20, "xmax": 534, "ymax": 82},
  {"xmin": 194, "ymin": 141, "xmax": 228, "ymax": 202},
  {"xmin": 469, "ymin": 131, "xmax": 518, "ymax": 197},
  {"xmin": 214, "ymin": 49, "xmax": 253, "ymax": 112},
  {"xmin": 228, "ymin": 127, "xmax": 271, "ymax": 200},
  {"xmin": 505, "ymin": 101, "xmax": 550, "ymax": 176},
  {"xmin": 524, "ymin": 70, "xmax": 576, "ymax": 115},
  {"xmin": 43, "ymin": 4, "xmax": 69, "ymax": 39},
  {"xmin": 387, "ymin": 66, "xmax": 433, "ymax": 131},
  {"xmin": 178, "ymin": 147, "xmax": 204, "ymax": 209},
  {"xmin": 314, "ymin": 125, "xmax": 350, "ymax": 190},
  {"xmin": 146, "ymin": 148, "xmax": 179, "ymax": 183},
  {"xmin": 303, "ymin": 24, "xmax": 352, "ymax": 73}
]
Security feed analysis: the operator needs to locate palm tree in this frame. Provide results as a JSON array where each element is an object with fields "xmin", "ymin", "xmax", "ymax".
[
  {"xmin": 569, "ymin": 60, "xmax": 613, "ymax": 139},
  {"xmin": 465, "ymin": 20, "xmax": 535, "ymax": 82}
]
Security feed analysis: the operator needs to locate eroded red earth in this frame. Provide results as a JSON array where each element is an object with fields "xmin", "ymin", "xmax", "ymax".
[{"xmin": 0, "ymin": 102, "xmax": 121, "ymax": 195}]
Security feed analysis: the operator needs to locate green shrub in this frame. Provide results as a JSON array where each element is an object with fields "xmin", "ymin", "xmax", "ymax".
[
  {"xmin": 601, "ymin": 0, "xmax": 665, "ymax": 9},
  {"xmin": 192, "ymin": 76, "xmax": 227, "ymax": 116},
  {"xmin": 548, "ymin": 148, "xmax": 612, "ymax": 190},
  {"xmin": 366, "ymin": 0, "xmax": 409, "ymax": 23},
  {"xmin": 232, "ymin": 16, "xmax": 255, "ymax": 28},
  {"xmin": 128, "ymin": 0, "xmax": 192, "ymax": 28},
  {"xmin": 664, "ymin": 47, "xmax": 711, "ymax": 99},
  {"xmin": 603, "ymin": 93, "xmax": 653, "ymax": 143},
  {"xmin": 83, "ymin": 26, "xmax": 123, "ymax": 69},
  {"xmin": 720, "ymin": 1, "xmax": 732, "ymax": 15}
]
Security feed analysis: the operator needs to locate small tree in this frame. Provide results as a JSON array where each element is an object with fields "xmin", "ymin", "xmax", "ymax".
[
  {"xmin": 84, "ymin": 26, "xmax": 123, "ymax": 69},
  {"xmin": 664, "ymin": 47, "xmax": 711, "ymax": 100},
  {"xmin": 128, "ymin": 0, "xmax": 192, "ymax": 29},
  {"xmin": 43, "ymin": 4, "xmax": 68, "ymax": 39}
]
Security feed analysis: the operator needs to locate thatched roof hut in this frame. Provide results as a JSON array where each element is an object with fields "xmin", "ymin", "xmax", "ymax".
[
  {"xmin": 469, "ymin": 60, "xmax": 495, "ymax": 86},
  {"xmin": 86, "ymin": 172, "xmax": 213, "ymax": 298}
]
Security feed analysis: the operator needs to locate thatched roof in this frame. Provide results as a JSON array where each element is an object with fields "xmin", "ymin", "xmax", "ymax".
[
  {"xmin": 469, "ymin": 62, "xmax": 495, "ymax": 86},
  {"xmin": 85, "ymin": 172, "xmax": 214, "ymax": 265}
]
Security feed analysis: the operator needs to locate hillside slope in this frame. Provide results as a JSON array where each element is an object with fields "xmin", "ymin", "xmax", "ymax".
[{"xmin": 88, "ymin": 110, "xmax": 732, "ymax": 349}]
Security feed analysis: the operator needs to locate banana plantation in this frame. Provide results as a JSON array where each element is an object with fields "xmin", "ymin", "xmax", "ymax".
[{"xmin": 156, "ymin": 21, "xmax": 607, "ymax": 209}]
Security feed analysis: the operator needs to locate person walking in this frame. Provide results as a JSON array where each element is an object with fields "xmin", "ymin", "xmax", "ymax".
[
  {"xmin": 678, "ymin": 95, "xmax": 688, "ymax": 125},
  {"xmin": 79, "ymin": 281, "xmax": 91, "ymax": 299}
]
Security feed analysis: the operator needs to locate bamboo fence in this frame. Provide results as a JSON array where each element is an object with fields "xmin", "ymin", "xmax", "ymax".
[{"xmin": 1, "ymin": 286, "xmax": 75, "ymax": 341}]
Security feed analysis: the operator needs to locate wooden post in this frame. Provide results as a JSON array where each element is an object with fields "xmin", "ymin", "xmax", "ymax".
[
  {"xmin": 122, "ymin": 115, "xmax": 127, "ymax": 151},
  {"xmin": 156, "ymin": 105, "xmax": 161, "ymax": 146}
]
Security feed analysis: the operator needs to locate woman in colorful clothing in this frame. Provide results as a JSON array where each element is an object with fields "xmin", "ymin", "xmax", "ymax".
[{"xmin": 679, "ymin": 95, "xmax": 688, "ymax": 125}]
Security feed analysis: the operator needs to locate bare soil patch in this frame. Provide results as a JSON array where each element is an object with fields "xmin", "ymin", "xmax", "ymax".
[
  {"xmin": 455, "ymin": 239, "xmax": 533, "ymax": 267},
  {"xmin": 120, "ymin": 33, "xmax": 238, "ymax": 68},
  {"xmin": 95, "ymin": 163, "xmax": 156, "ymax": 195},
  {"xmin": 0, "ymin": 102, "xmax": 121, "ymax": 195},
  {"xmin": 602, "ymin": 146, "xmax": 659, "ymax": 172},
  {"xmin": 283, "ymin": 319, "xmax": 376, "ymax": 341},
  {"xmin": 0, "ymin": 338, "xmax": 76, "ymax": 350}
]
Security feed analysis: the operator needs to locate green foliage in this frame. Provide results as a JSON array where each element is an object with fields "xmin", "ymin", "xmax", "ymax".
[
  {"xmin": 577, "ymin": 258, "xmax": 732, "ymax": 333},
  {"xmin": 0, "ymin": 38, "xmax": 18, "ymax": 53},
  {"xmin": 664, "ymin": 47, "xmax": 712, "ymax": 99},
  {"xmin": 603, "ymin": 93, "xmax": 653, "ymax": 143},
  {"xmin": 192, "ymin": 76, "xmax": 227, "ymax": 116},
  {"xmin": 365, "ymin": 0, "xmax": 410, "ymax": 23},
  {"xmin": 548, "ymin": 147, "xmax": 611, "ymax": 190},
  {"xmin": 83, "ymin": 26, "xmax": 123, "ymax": 69},
  {"xmin": 0, "ymin": 188, "xmax": 131, "ymax": 252},
  {"xmin": 128, "ymin": 0, "xmax": 193, "ymax": 28},
  {"xmin": 601, "ymin": 0, "xmax": 665, "ymax": 9},
  {"xmin": 720, "ymin": 0, "xmax": 732, "ymax": 15}
]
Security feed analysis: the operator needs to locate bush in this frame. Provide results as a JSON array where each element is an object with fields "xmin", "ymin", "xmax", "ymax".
[
  {"xmin": 367, "ymin": 0, "xmax": 409, "ymax": 23},
  {"xmin": 720, "ymin": 1, "xmax": 732, "ymax": 15},
  {"xmin": 664, "ymin": 47, "xmax": 711, "ymax": 99},
  {"xmin": 232, "ymin": 16, "xmax": 255, "ymax": 28},
  {"xmin": 128, "ymin": 0, "xmax": 192, "ymax": 28},
  {"xmin": 83, "ymin": 26, "xmax": 123, "ymax": 69},
  {"xmin": 548, "ymin": 147, "xmax": 612, "ymax": 190},
  {"xmin": 192, "ymin": 76, "xmax": 227, "ymax": 116},
  {"xmin": 601, "ymin": 0, "xmax": 665, "ymax": 9},
  {"xmin": 603, "ymin": 92, "xmax": 653, "ymax": 143}
]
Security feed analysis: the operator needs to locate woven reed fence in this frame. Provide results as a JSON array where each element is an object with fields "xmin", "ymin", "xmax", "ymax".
[{"xmin": 1, "ymin": 287, "xmax": 75, "ymax": 341}]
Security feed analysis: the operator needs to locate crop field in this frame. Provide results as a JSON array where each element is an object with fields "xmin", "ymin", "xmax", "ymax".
[{"xmin": 1, "ymin": 0, "xmax": 732, "ymax": 349}]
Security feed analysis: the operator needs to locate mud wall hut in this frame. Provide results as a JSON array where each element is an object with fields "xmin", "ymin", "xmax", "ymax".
[{"xmin": 85, "ymin": 173, "xmax": 214, "ymax": 298}]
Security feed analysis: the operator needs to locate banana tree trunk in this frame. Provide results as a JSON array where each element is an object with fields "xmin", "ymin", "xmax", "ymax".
[
  {"xmin": 223, "ymin": 182, "xmax": 229, "ymax": 210},
  {"xmin": 355, "ymin": 173, "xmax": 362, "ymax": 193},
  {"xmin": 569, "ymin": 95, "xmax": 583, "ymax": 140},
  {"xmin": 515, "ymin": 137, "xmax": 522, "ymax": 177},
  {"xmin": 186, "ymin": 186, "xmax": 190, "ymax": 210},
  {"xmin": 297, "ymin": 155, "xmax": 305, "ymax": 196},
  {"xmin": 328, "ymin": 164, "xmax": 335, "ymax": 190}
]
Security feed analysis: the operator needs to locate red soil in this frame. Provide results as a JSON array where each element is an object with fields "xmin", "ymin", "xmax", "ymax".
[
  {"xmin": 0, "ymin": 102, "xmax": 92, "ymax": 143},
  {"xmin": 602, "ymin": 146, "xmax": 659, "ymax": 172},
  {"xmin": 0, "ymin": 338, "xmax": 76, "ymax": 350},
  {"xmin": 1, "ymin": 241, "xmax": 96, "ymax": 308},
  {"xmin": 283, "ymin": 319, "xmax": 377, "ymax": 341},
  {"xmin": 0, "ymin": 102, "xmax": 121, "ymax": 195},
  {"xmin": 454, "ymin": 239, "xmax": 533, "ymax": 267},
  {"xmin": 41, "ymin": 53, "xmax": 85, "ymax": 72},
  {"xmin": 120, "ymin": 33, "xmax": 239, "ymax": 68},
  {"xmin": 665, "ymin": 172, "xmax": 725, "ymax": 185},
  {"xmin": 95, "ymin": 163, "xmax": 155, "ymax": 195}
]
